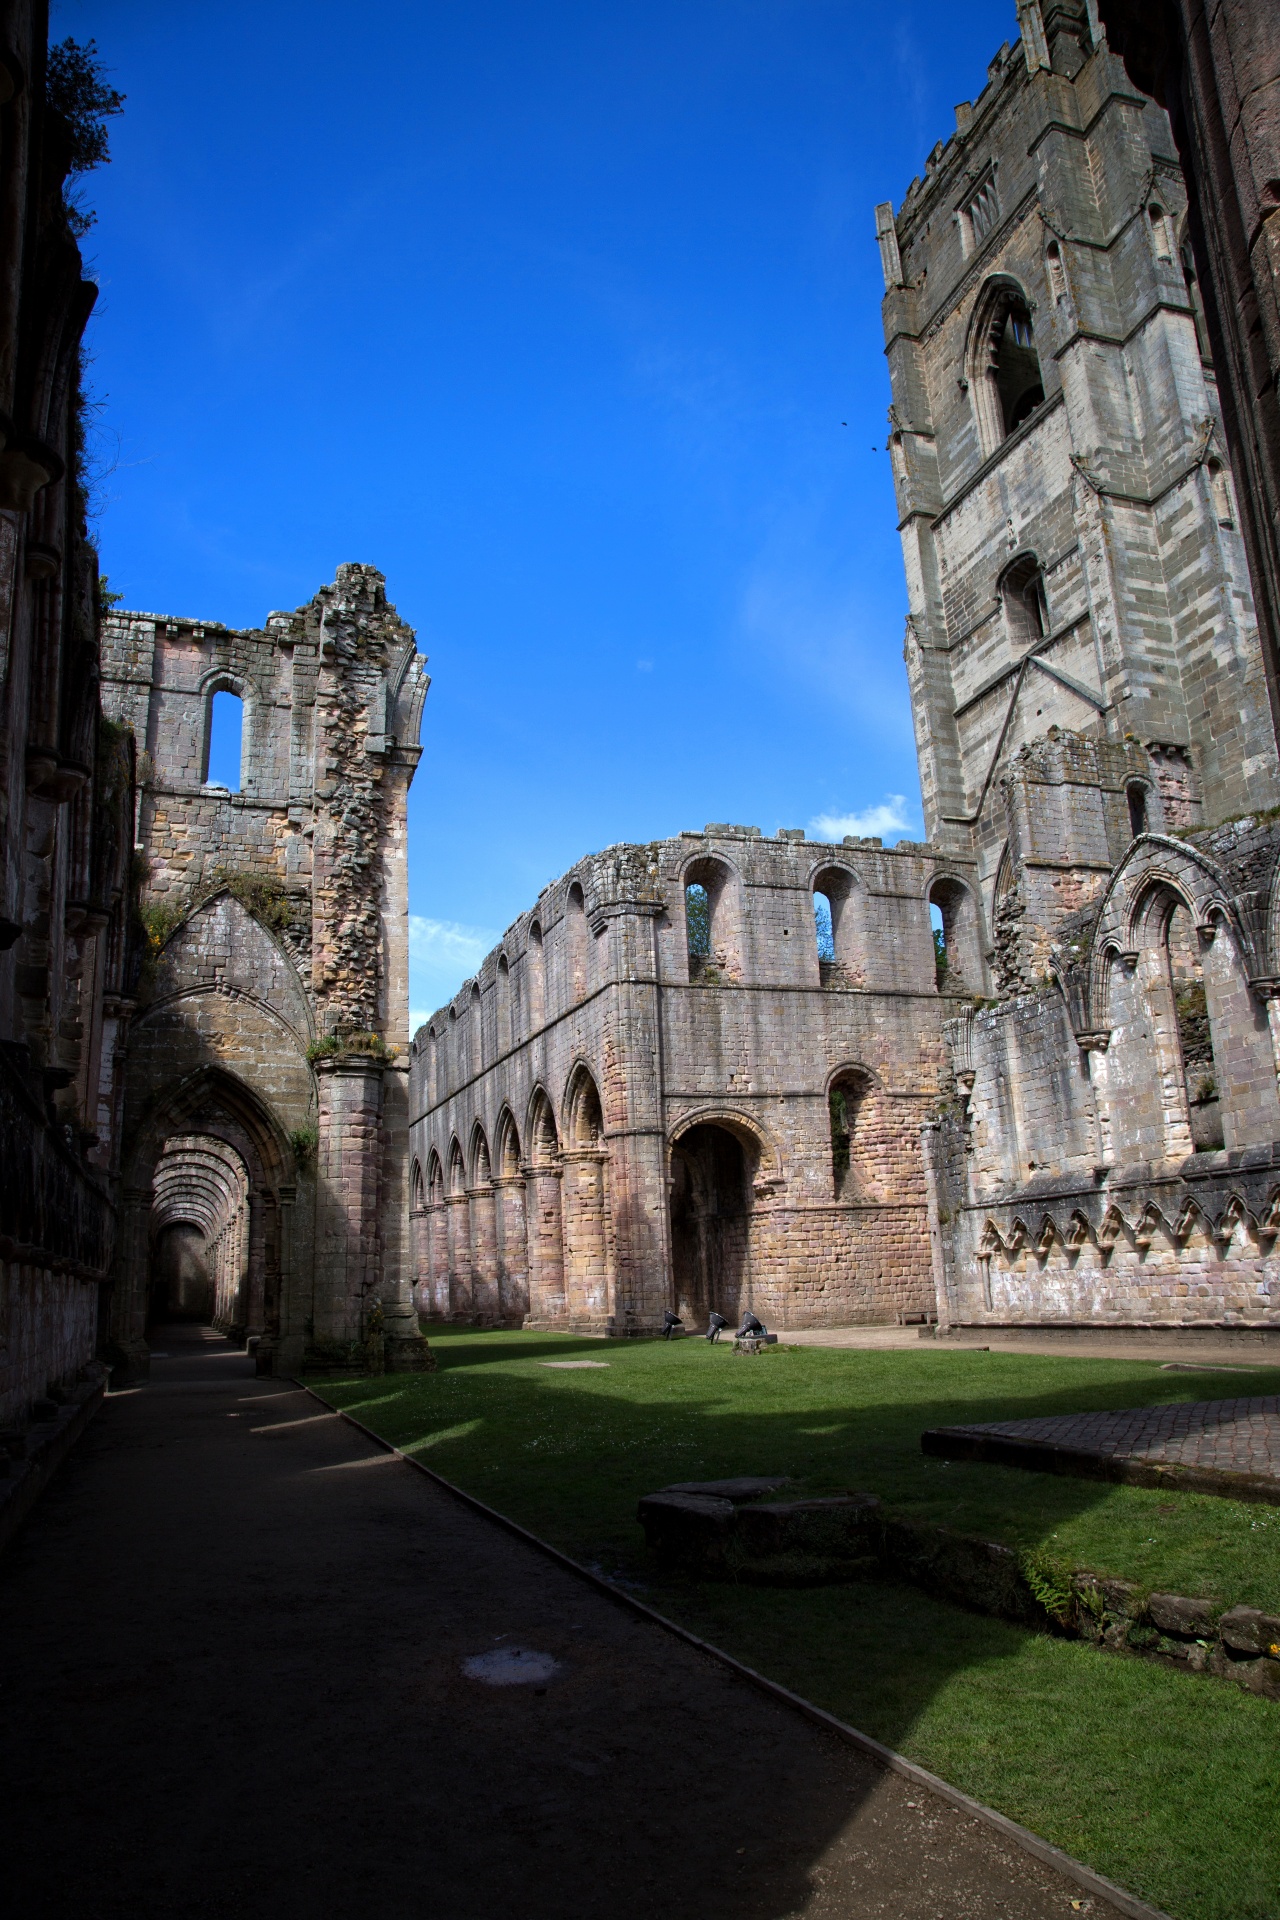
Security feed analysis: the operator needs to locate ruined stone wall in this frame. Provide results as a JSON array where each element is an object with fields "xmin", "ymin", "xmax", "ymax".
[
  {"xmin": 411, "ymin": 828, "xmax": 972, "ymax": 1332},
  {"xmin": 100, "ymin": 567, "xmax": 430, "ymax": 1374},
  {"xmin": 0, "ymin": 5, "xmax": 138, "ymax": 1425}
]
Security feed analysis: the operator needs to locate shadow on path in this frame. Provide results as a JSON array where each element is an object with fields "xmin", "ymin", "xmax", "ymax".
[{"xmin": 0, "ymin": 1323, "xmax": 1129, "ymax": 1920}]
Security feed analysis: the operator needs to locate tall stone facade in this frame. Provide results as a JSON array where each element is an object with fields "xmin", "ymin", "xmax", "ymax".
[
  {"xmin": 0, "ymin": 4, "xmax": 138, "ymax": 1426},
  {"xmin": 411, "ymin": 828, "xmax": 977, "ymax": 1332},
  {"xmin": 882, "ymin": 2, "xmax": 1280, "ymax": 1336},
  {"xmin": 100, "ymin": 565, "xmax": 432, "ymax": 1374}
]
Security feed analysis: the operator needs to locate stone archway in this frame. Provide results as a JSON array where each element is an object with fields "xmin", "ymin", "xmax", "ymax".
[
  {"xmin": 116, "ymin": 1066, "xmax": 303, "ymax": 1377},
  {"xmin": 669, "ymin": 1123, "xmax": 753, "ymax": 1330}
]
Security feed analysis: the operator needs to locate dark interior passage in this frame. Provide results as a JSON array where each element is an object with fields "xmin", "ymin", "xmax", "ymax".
[{"xmin": 670, "ymin": 1123, "xmax": 751, "ymax": 1329}]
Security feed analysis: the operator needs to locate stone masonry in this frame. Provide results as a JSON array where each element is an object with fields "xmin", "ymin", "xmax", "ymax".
[
  {"xmin": 411, "ymin": 828, "xmax": 976, "ymax": 1332},
  {"xmin": 882, "ymin": 3, "xmax": 1280, "ymax": 1337},
  {"xmin": 100, "ymin": 565, "xmax": 432, "ymax": 1375}
]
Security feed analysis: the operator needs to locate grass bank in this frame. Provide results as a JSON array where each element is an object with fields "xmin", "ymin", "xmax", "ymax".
[{"xmin": 313, "ymin": 1329, "xmax": 1280, "ymax": 1920}]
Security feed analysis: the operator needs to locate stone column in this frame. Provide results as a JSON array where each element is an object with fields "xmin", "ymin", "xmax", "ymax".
[
  {"xmin": 445, "ymin": 1191, "xmax": 471, "ymax": 1318},
  {"xmin": 426, "ymin": 1201, "xmax": 449, "ymax": 1317},
  {"xmin": 524, "ymin": 1163, "xmax": 565, "ymax": 1325},
  {"xmin": 494, "ymin": 1175, "xmax": 529, "ymax": 1322},
  {"xmin": 246, "ymin": 1188, "xmax": 267, "ymax": 1342},
  {"xmin": 467, "ymin": 1181, "xmax": 500, "ymax": 1323},
  {"xmin": 561, "ymin": 1148, "xmax": 609, "ymax": 1326},
  {"xmin": 314, "ymin": 1055, "xmax": 384, "ymax": 1354},
  {"xmin": 111, "ymin": 1187, "xmax": 152, "ymax": 1378},
  {"xmin": 269, "ymin": 1183, "xmax": 303, "ymax": 1377}
]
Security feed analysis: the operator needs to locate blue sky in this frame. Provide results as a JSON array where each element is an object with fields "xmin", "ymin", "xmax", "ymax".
[{"xmin": 59, "ymin": 0, "xmax": 1016, "ymax": 1024}]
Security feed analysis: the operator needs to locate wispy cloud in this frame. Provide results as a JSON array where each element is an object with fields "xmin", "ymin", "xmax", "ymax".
[
  {"xmin": 409, "ymin": 915, "xmax": 498, "ymax": 1031},
  {"xmin": 808, "ymin": 795, "xmax": 916, "ymax": 842}
]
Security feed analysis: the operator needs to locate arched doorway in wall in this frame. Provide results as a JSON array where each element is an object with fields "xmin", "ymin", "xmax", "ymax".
[
  {"xmin": 120, "ymin": 1066, "xmax": 301, "ymax": 1372},
  {"xmin": 669, "ymin": 1122, "xmax": 754, "ymax": 1329}
]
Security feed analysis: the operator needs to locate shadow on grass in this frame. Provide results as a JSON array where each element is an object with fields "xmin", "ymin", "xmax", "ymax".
[{"xmin": 318, "ymin": 1331, "xmax": 1280, "ymax": 1920}]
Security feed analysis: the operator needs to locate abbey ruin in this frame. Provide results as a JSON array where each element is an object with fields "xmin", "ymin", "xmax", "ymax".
[
  {"xmin": 5, "ymin": 0, "xmax": 1280, "ymax": 1434},
  {"xmin": 415, "ymin": 1, "xmax": 1280, "ymax": 1342}
]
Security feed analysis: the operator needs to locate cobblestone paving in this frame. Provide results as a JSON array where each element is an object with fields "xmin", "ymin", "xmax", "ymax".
[{"xmin": 943, "ymin": 1397, "xmax": 1280, "ymax": 1484}]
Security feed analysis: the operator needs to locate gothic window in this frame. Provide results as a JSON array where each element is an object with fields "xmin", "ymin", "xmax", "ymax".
[
  {"xmin": 205, "ymin": 688, "xmax": 243, "ymax": 790},
  {"xmin": 526, "ymin": 921, "xmax": 546, "ymax": 1028},
  {"xmin": 969, "ymin": 280, "xmax": 1045, "ymax": 451},
  {"xmin": 928, "ymin": 877, "xmax": 982, "ymax": 992},
  {"xmin": 565, "ymin": 881, "xmax": 589, "ymax": 1002},
  {"xmin": 683, "ymin": 857, "xmax": 742, "ymax": 983},
  {"xmin": 961, "ymin": 176, "xmax": 1000, "ymax": 252},
  {"xmin": 813, "ymin": 890, "xmax": 835, "ymax": 963},
  {"xmin": 1045, "ymin": 240, "xmax": 1067, "ymax": 304},
  {"xmin": 1000, "ymin": 554, "xmax": 1049, "ymax": 648},
  {"xmin": 497, "ymin": 953, "xmax": 512, "ymax": 1051},
  {"xmin": 1167, "ymin": 900, "xmax": 1223, "ymax": 1152}
]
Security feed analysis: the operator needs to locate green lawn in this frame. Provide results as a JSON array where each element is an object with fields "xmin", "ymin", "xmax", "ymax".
[{"xmin": 312, "ymin": 1329, "xmax": 1280, "ymax": 1920}]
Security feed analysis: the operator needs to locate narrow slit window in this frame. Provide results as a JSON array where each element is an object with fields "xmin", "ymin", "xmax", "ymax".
[
  {"xmin": 931, "ymin": 902, "xmax": 947, "ymax": 989},
  {"xmin": 686, "ymin": 884, "xmax": 710, "ymax": 960},
  {"xmin": 206, "ymin": 690, "xmax": 243, "ymax": 791},
  {"xmin": 1127, "ymin": 783, "xmax": 1148, "ymax": 839}
]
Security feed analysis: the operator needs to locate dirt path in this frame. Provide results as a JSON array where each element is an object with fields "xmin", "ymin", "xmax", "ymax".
[{"xmin": 1, "ymin": 1324, "xmax": 1133, "ymax": 1920}]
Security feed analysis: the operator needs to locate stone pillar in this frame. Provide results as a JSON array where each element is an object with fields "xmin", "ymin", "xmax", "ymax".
[
  {"xmin": 524, "ymin": 1163, "xmax": 565, "ymax": 1325},
  {"xmin": 562, "ymin": 1147, "xmax": 610, "ymax": 1326},
  {"xmin": 246, "ymin": 1188, "xmax": 267, "ymax": 1341},
  {"xmin": 426, "ymin": 1201, "xmax": 448, "ymax": 1317},
  {"xmin": 267, "ymin": 1183, "xmax": 302, "ymax": 1377},
  {"xmin": 494, "ymin": 1175, "xmax": 529, "ymax": 1322},
  {"xmin": 445, "ymin": 1191, "xmax": 470, "ymax": 1318},
  {"xmin": 111, "ymin": 1187, "xmax": 152, "ymax": 1378},
  {"xmin": 467, "ymin": 1181, "xmax": 500, "ymax": 1323},
  {"xmin": 313, "ymin": 1056, "xmax": 384, "ymax": 1354}
]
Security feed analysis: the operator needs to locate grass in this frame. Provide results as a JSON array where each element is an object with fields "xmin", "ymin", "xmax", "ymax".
[{"xmin": 312, "ymin": 1329, "xmax": 1280, "ymax": 1920}]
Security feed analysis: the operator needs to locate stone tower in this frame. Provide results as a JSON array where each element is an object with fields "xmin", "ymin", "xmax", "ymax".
[
  {"xmin": 101, "ymin": 564, "xmax": 431, "ymax": 1375},
  {"xmin": 882, "ymin": 5, "xmax": 1280, "ymax": 1341},
  {"xmin": 878, "ymin": 0, "xmax": 1275, "ymax": 992}
]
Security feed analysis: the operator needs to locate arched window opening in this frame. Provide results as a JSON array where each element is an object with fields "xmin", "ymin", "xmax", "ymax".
[
  {"xmin": 685, "ymin": 883, "xmax": 711, "ymax": 965},
  {"xmin": 411, "ymin": 1160, "xmax": 425, "ymax": 1211},
  {"xmin": 448, "ymin": 1139, "xmax": 466, "ymax": 1195},
  {"xmin": 205, "ymin": 689, "xmax": 243, "ymax": 791},
  {"xmin": 1207, "ymin": 459, "xmax": 1234, "ymax": 527},
  {"xmin": 427, "ymin": 1151, "xmax": 445, "ymax": 1206},
  {"xmin": 526, "ymin": 922, "xmax": 546, "ymax": 1030},
  {"xmin": 996, "ymin": 301, "xmax": 1044, "ymax": 434},
  {"xmin": 829, "ymin": 1068, "xmax": 907, "ymax": 1203},
  {"xmin": 683, "ymin": 857, "xmax": 741, "ymax": 984},
  {"xmin": 566, "ymin": 882, "xmax": 588, "ymax": 1002},
  {"xmin": 426, "ymin": 1028, "xmax": 438, "ymax": 1105},
  {"xmin": 813, "ymin": 890, "xmax": 835, "ymax": 963},
  {"xmin": 930, "ymin": 901, "xmax": 947, "ymax": 988},
  {"xmin": 1167, "ymin": 901, "xmax": 1223, "ymax": 1151},
  {"xmin": 811, "ymin": 866, "xmax": 860, "ymax": 984},
  {"xmin": 1148, "ymin": 203, "xmax": 1174, "ymax": 262},
  {"xmin": 470, "ymin": 981, "xmax": 483, "ymax": 1075},
  {"xmin": 1000, "ymin": 554, "xmax": 1049, "ymax": 649},
  {"xmin": 1127, "ymin": 782, "xmax": 1149, "ymax": 840},
  {"xmin": 928, "ymin": 877, "xmax": 982, "ymax": 993},
  {"xmin": 969, "ymin": 282, "xmax": 1046, "ymax": 452},
  {"xmin": 496, "ymin": 954, "xmax": 512, "ymax": 1052}
]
